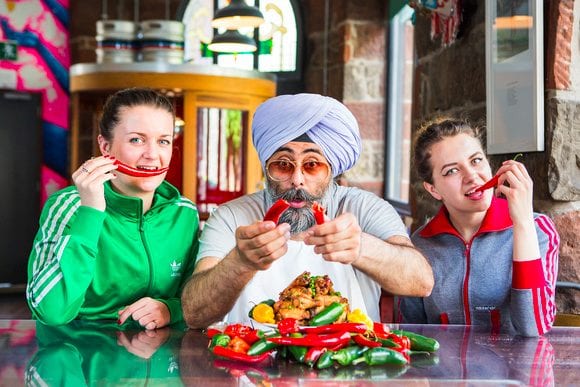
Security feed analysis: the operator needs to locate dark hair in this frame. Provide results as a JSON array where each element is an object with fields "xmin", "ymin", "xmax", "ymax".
[
  {"xmin": 99, "ymin": 87, "xmax": 175, "ymax": 141},
  {"xmin": 413, "ymin": 117, "xmax": 485, "ymax": 184}
]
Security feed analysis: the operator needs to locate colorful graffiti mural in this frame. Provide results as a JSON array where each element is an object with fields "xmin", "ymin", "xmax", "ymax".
[{"xmin": 0, "ymin": 0, "xmax": 69, "ymax": 204}]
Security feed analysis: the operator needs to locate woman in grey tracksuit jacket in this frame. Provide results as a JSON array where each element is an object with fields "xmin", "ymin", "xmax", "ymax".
[{"xmin": 399, "ymin": 118, "xmax": 559, "ymax": 337}]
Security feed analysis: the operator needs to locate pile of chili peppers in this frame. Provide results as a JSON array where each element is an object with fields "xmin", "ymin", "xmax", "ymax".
[{"xmin": 205, "ymin": 318, "xmax": 439, "ymax": 371}]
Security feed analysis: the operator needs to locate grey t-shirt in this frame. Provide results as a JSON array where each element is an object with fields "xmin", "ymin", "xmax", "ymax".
[{"xmin": 197, "ymin": 182, "xmax": 408, "ymax": 322}]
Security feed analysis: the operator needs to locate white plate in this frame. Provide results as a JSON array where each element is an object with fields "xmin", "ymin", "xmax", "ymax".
[
  {"xmin": 249, "ymin": 319, "xmax": 277, "ymax": 331},
  {"xmin": 250, "ymin": 319, "xmax": 322, "ymax": 332}
]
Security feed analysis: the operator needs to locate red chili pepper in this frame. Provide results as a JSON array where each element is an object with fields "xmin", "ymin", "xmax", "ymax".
[
  {"xmin": 267, "ymin": 331, "xmax": 351, "ymax": 347},
  {"xmin": 352, "ymin": 333, "xmax": 382, "ymax": 348},
  {"xmin": 304, "ymin": 347, "xmax": 327, "ymax": 367},
  {"xmin": 312, "ymin": 202, "xmax": 325, "ymax": 224},
  {"xmin": 373, "ymin": 322, "xmax": 390, "ymax": 338},
  {"xmin": 386, "ymin": 333, "xmax": 411, "ymax": 351},
  {"xmin": 213, "ymin": 359, "xmax": 270, "ymax": 380},
  {"xmin": 473, "ymin": 153, "xmax": 523, "ymax": 193},
  {"xmin": 299, "ymin": 322, "xmax": 368, "ymax": 335},
  {"xmin": 213, "ymin": 345, "xmax": 272, "ymax": 364},
  {"xmin": 206, "ymin": 328, "xmax": 222, "ymax": 339},
  {"xmin": 223, "ymin": 324, "xmax": 264, "ymax": 345},
  {"xmin": 327, "ymin": 340, "xmax": 349, "ymax": 352},
  {"xmin": 277, "ymin": 318, "xmax": 300, "ymax": 335},
  {"xmin": 111, "ymin": 158, "xmax": 169, "ymax": 177},
  {"xmin": 263, "ymin": 199, "xmax": 291, "ymax": 223},
  {"xmin": 472, "ymin": 175, "xmax": 500, "ymax": 193}
]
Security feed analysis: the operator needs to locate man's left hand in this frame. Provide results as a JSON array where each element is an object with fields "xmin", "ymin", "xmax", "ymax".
[{"xmin": 303, "ymin": 212, "xmax": 362, "ymax": 264}]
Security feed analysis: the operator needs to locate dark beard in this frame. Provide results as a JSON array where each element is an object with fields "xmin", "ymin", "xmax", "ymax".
[{"xmin": 267, "ymin": 186, "xmax": 325, "ymax": 234}]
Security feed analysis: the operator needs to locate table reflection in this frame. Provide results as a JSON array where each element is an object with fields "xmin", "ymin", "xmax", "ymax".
[
  {"xmin": 0, "ymin": 320, "xmax": 578, "ymax": 386},
  {"xmin": 25, "ymin": 320, "xmax": 186, "ymax": 386}
]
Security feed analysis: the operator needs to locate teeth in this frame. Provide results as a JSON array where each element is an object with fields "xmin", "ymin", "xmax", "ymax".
[{"xmin": 138, "ymin": 166, "xmax": 158, "ymax": 170}]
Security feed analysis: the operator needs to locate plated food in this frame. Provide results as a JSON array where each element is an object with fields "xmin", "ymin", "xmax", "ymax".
[
  {"xmin": 207, "ymin": 273, "xmax": 439, "ymax": 371},
  {"xmin": 250, "ymin": 271, "xmax": 350, "ymax": 326}
]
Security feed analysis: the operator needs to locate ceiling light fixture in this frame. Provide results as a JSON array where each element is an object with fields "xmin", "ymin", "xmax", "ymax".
[
  {"xmin": 208, "ymin": 29, "xmax": 257, "ymax": 53},
  {"xmin": 211, "ymin": 0, "xmax": 265, "ymax": 30}
]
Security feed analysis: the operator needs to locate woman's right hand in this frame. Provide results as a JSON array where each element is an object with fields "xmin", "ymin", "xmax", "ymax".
[{"xmin": 71, "ymin": 156, "xmax": 118, "ymax": 211}]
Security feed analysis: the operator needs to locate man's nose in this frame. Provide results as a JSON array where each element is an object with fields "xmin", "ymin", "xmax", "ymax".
[{"xmin": 290, "ymin": 164, "xmax": 305, "ymax": 187}]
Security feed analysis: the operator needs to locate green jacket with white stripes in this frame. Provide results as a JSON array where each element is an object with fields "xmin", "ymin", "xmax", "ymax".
[{"xmin": 26, "ymin": 180, "xmax": 199, "ymax": 326}]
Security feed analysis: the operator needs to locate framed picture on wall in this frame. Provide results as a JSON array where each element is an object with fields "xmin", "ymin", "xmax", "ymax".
[{"xmin": 485, "ymin": 0, "xmax": 544, "ymax": 154}]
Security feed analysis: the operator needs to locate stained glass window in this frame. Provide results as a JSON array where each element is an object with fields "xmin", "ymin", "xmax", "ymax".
[{"xmin": 181, "ymin": 0, "xmax": 299, "ymax": 73}]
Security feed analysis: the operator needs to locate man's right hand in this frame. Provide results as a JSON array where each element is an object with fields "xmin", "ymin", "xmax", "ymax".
[{"xmin": 234, "ymin": 221, "xmax": 291, "ymax": 270}]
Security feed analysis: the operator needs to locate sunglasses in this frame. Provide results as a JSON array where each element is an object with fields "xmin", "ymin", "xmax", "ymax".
[{"xmin": 266, "ymin": 159, "xmax": 330, "ymax": 182}]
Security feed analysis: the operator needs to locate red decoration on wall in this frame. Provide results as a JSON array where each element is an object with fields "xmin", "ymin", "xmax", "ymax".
[{"xmin": 430, "ymin": 0, "xmax": 462, "ymax": 47}]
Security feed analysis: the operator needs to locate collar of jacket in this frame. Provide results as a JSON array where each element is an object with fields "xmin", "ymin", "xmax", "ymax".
[
  {"xmin": 104, "ymin": 180, "xmax": 180, "ymax": 219},
  {"xmin": 419, "ymin": 196, "xmax": 513, "ymax": 239}
]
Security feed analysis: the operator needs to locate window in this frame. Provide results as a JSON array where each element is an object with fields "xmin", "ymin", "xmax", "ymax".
[
  {"xmin": 181, "ymin": 0, "xmax": 214, "ymax": 64},
  {"xmin": 384, "ymin": 4, "xmax": 414, "ymax": 216},
  {"xmin": 180, "ymin": 0, "xmax": 303, "ymax": 89}
]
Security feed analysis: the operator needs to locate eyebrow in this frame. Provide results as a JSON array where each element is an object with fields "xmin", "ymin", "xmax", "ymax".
[
  {"xmin": 439, "ymin": 151, "xmax": 483, "ymax": 173},
  {"xmin": 125, "ymin": 131, "xmax": 173, "ymax": 138},
  {"xmin": 274, "ymin": 146, "xmax": 325, "ymax": 157}
]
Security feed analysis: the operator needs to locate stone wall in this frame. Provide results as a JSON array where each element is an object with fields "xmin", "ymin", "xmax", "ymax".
[
  {"xmin": 410, "ymin": 0, "xmax": 580, "ymax": 314},
  {"xmin": 304, "ymin": 0, "xmax": 387, "ymax": 197}
]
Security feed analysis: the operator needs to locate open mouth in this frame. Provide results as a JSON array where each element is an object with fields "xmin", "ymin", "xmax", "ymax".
[
  {"xmin": 288, "ymin": 200, "xmax": 307, "ymax": 209},
  {"xmin": 136, "ymin": 166, "xmax": 160, "ymax": 170},
  {"xmin": 464, "ymin": 189, "xmax": 483, "ymax": 199},
  {"xmin": 113, "ymin": 159, "xmax": 169, "ymax": 177}
]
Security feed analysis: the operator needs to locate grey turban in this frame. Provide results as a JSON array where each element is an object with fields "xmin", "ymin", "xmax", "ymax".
[{"xmin": 252, "ymin": 93, "xmax": 361, "ymax": 177}]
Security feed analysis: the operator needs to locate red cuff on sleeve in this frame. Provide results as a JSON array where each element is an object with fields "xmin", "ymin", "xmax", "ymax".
[{"xmin": 512, "ymin": 259, "xmax": 546, "ymax": 289}]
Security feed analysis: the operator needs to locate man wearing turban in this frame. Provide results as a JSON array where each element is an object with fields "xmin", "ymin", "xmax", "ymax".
[{"xmin": 182, "ymin": 94, "xmax": 433, "ymax": 327}]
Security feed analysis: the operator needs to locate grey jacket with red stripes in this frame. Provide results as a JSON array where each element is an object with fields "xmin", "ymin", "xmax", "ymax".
[{"xmin": 399, "ymin": 197, "xmax": 560, "ymax": 337}]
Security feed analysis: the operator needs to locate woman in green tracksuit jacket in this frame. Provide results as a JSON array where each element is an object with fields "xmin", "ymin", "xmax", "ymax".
[{"xmin": 26, "ymin": 88, "xmax": 199, "ymax": 329}]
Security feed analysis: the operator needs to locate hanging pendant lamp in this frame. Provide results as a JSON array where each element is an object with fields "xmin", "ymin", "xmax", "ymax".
[
  {"xmin": 211, "ymin": 0, "xmax": 265, "ymax": 30},
  {"xmin": 208, "ymin": 29, "xmax": 257, "ymax": 53}
]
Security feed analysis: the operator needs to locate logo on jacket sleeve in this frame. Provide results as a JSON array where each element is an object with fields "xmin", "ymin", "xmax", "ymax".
[{"xmin": 170, "ymin": 260, "xmax": 182, "ymax": 277}]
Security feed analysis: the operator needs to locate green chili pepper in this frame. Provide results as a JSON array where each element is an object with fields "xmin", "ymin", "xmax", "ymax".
[
  {"xmin": 289, "ymin": 345, "xmax": 308, "ymax": 363},
  {"xmin": 410, "ymin": 352, "xmax": 440, "ymax": 367},
  {"xmin": 287, "ymin": 332, "xmax": 307, "ymax": 363},
  {"xmin": 209, "ymin": 333, "xmax": 231, "ymax": 349},
  {"xmin": 247, "ymin": 337, "xmax": 279, "ymax": 356},
  {"xmin": 309, "ymin": 302, "xmax": 345, "ymax": 326},
  {"xmin": 331, "ymin": 345, "xmax": 368, "ymax": 366},
  {"xmin": 276, "ymin": 345, "xmax": 288, "ymax": 359},
  {"xmin": 391, "ymin": 329, "xmax": 440, "ymax": 352},
  {"xmin": 378, "ymin": 337, "xmax": 401, "ymax": 349},
  {"xmin": 358, "ymin": 347, "xmax": 408, "ymax": 366},
  {"xmin": 316, "ymin": 350, "xmax": 336, "ymax": 369}
]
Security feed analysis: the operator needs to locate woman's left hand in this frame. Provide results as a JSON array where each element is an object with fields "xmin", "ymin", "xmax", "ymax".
[
  {"xmin": 118, "ymin": 297, "xmax": 171, "ymax": 330},
  {"xmin": 494, "ymin": 159, "xmax": 534, "ymax": 226}
]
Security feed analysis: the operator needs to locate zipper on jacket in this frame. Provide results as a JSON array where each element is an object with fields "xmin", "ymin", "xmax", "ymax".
[
  {"xmin": 463, "ymin": 242, "xmax": 472, "ymax": 325},
  {"xmin": 139, "ymin": 213, "xmax": 154, "ymax": 294}
]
